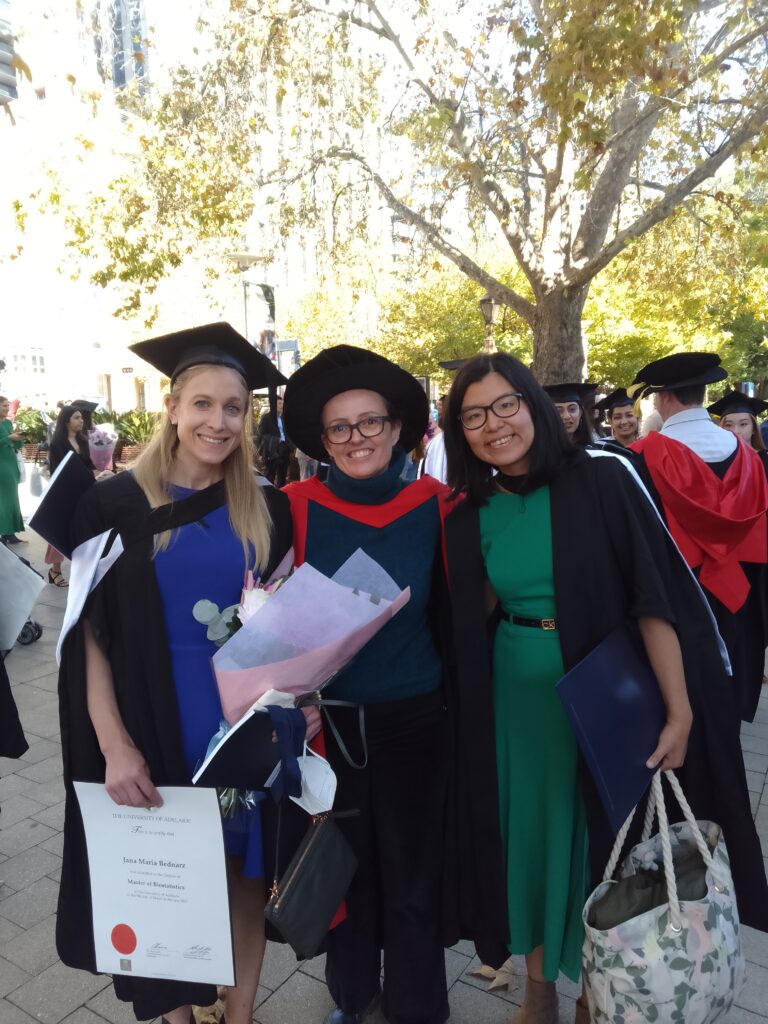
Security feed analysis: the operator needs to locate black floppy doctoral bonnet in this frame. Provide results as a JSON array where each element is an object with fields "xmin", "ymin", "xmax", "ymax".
[
  {"xmin": 629, "ymin": 352, "xmax": 727, "ymax": 400},
  {"xmin": 282, "ymin": 345, "xmax": 429, "ymax": 463},
  {"xmin": 595, "ymin": 389, "xmax": 634, "ymax": 415},
  {"xmin": 707, "ymin": 390, "xmax": 768, "ymax": 420},
  {"xmin": 129, "ymin": 322, "xmax": 287, "ymax": 391}
]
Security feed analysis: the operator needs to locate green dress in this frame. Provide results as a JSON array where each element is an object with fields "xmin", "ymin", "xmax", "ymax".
[
  {"xmin": 480, "ymin": 484, "xmax": 589, "ymax": 981},
  {"xmin": 0, "ymin": 420, "xmax": 24, "ymax": 537}
]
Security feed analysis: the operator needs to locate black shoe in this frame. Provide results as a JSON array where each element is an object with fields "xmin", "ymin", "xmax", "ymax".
[
  {"xmin": 323, "ymin": 992, "xmax": 380, "ymax": 1024},
  {"xmin": 3, "ymin": 535, "xmax": 24, "ymax": 544}
]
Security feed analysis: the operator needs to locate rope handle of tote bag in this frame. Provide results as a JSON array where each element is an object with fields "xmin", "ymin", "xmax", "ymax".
[{"xmin": 602, "ymin": 770, "xmax": 725, "ymax": 932}]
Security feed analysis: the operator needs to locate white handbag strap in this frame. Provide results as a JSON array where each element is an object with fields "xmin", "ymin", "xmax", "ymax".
[{"xmin": 653, "ymin": 772, "xmax": 683, "ymax": 931}]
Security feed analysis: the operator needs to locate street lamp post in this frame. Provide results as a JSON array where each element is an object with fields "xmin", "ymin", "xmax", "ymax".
[
  {"xmin": 478, "ymin": 291, "xmax": 500, "ymax": 354},
  {"xmin": 228, "ymin": 252, "xmax": 261, "ymax": 343}
]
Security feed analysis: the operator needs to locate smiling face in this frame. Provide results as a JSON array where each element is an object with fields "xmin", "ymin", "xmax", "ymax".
[
  {"xmin": 609, "ymin": 405, "xmax": 638, "ymax": 444},
  {"xmin": 461, "ymin": 372, "xmax": 534, "ymax": 476},
  {"xmin": 166, "ymin": 366, "xmax": 247, "ymax": 479},
  {"xmin": 553, "ymin": 401, "xmax": 582, "ymax": 436},
  {"xmin": 720, "ymin": 412, "xmax": 754, "ymax": 444},
  {"xmin": 321, "ymin": 388, "xmax": 401, "ymax": 480}
]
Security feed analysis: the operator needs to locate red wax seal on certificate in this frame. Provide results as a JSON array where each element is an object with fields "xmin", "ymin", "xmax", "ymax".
[{"xmin": 111, "ymin": 923, "xmax": 137, "ymax": 955}]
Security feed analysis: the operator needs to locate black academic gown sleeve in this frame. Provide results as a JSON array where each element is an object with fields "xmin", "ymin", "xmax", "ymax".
[
  {"xmin": 0, "ymin": 655, "xmax": 27, "ymax": 759},
  {"xmin": 445, "ymin": 452, "xmax": 768, "ymax": 968},
  {"xmin": 56, "ymin": 473, "xmax": 292, "ymax": 1021}
]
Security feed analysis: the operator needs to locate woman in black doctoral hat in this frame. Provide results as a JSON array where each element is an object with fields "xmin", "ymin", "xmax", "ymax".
[
  {"xmin": 708, "ymin": 390, "xmax": 768, "ymax": 473},
  {"xmin": 56, "ymin": 324, "xmax": 293, "ymax": 1024},
  {"xmin": 282, "ymin": 345, "xmax": 454, "ymax": 1024},
  {"xmin": 441, "ymin": 352, "xmax": 768, "ymax": 1023},
  {"xmin": 594, "ymin": 388, "xmax": 639, "ymax": 449},
  {"xmin": 542, "ymin": 382, "xmax": 597, "ymax": 447}
]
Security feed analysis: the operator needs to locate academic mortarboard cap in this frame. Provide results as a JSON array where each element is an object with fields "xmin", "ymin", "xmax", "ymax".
[
  {"xmin": 629, "ymin": 352, "xmax": 727, "ymax": 400},
  {"xmin": 438, "ymin": 358, "xmax": 470, "ymax": 371},
  {"xmin": 283, "ymin": 345, "xmax": 429, "ymax": 463},
  {"xmin": 129, "ymin": 322, "xmax": 287, "ymax": 391},
  {"xmin": 707, "ymin": 389, "xmax": 768, "ymax": 419},
  {"xmin": 70, "ymin": 400, "xmax": 99, "ymax": 414},
  {"xmin": 595, "ymin": 388, "xmax": 634, "ymax": 414},
  {"xmin": 29, "ymin": 452, "xmax": 95, "ymax": 560},
  {"xmin": 542, "ymin": 382, "xmax": 597, "ymax": 405}
]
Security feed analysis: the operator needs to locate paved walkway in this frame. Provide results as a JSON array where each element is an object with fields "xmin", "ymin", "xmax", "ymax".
[{"xmin": 2, "ymin": 515, "xmax": 768, "ymax": 1023}]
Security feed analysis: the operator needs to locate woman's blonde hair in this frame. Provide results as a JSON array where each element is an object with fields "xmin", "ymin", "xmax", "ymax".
[{"xmin": 132, "ymin": 365, "xmax": 273, "ymax": 571}]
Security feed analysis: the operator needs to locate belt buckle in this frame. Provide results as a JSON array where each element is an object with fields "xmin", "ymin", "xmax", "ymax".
[{"xmin": 542, "ymin": 618, "xmax": 556, "ymax": 631}]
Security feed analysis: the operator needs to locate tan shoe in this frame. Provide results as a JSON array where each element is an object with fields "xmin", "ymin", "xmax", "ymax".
[{"xmin": 510, "ymin": 978, "xmax": 558, "ymax": 1024}]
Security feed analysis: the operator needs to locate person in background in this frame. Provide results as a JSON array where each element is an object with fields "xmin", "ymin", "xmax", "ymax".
[
  {"xmin": 258, "ymin": 394, "xmax": 294, "ymax": 487},
  {"xmin": 542, "ymin": 383, "xmax": 597, "ymax": 448},
  {"xmin": 596, "ymin": 389, "xmax": 639, "ymax": 447},
  {"xmin": 44, "ymin": 405, "xmax": 97, "ymax": 587},
  {"xmin": 0, "ymin": 396, "xmax": 26, "ymax": 545},
  {"xmin": 708, "ymin": 390, "xmax": 768, "ymax": 475},
  {"xmin": 630, "ymin": 354, "xmax": 768, "ymax": 723}
]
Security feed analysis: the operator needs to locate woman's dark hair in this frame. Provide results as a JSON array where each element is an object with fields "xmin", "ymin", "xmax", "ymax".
[
  {"xmin": 570, "ymin": 397, "xmax": 595, "ymax": 447},
  {"xmin": 444, "ymin": 353, "xmax": 577, "ymax": 504},
  {"xmin": 52, "ymin": 405, "xmax": 90, "ymax": 460}
]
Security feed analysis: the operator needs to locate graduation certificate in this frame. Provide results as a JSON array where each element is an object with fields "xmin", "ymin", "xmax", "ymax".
[{"xmin": 74, "ymin": 782, "xmax": 235, "ymax": 985}]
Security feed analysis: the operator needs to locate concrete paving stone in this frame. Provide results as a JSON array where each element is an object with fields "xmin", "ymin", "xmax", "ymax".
[
  {"xmin": 8, "ymin": 660, "xmax": 59, "ymax": 687},
  {"xmin": 0, "ymin": 795, "xmax": 47, "ymax": 830},
  {"xmin": 0, "ymin": 876, "xmax": 59, "ymax": 929},
  {"xmin": 18, "ymin": 757, "xmax": 64, "ymax": 786},
  {"xmin": 744, "ymin": 751, "xmax": 768, "ymax": 775},
  {"xmin": 297, "ymin": 952, "xmax": 325, "ymax": 982},
  {"xmin": 446, "ymin": 979, "xmax": 511, "ymax": 1023},
  {"xmin": 736, "ymin": 961, "xmax": 768, "ymax": 1016},
  {"xmin": 60, "ymin": 1010, "xmax": 112, "ymax": 1024},
  {"xmin": 751, "ymin": 790, "xmax": 760, "ymax": 815},
  {"xmin": 746, "ymin": 769, "xmax": 765, "ymax": 795},
  {"xmin": 444, "ymin": 947, "xmax": 472, "ymax": 988},
  {"xmin": 0, "ymin": 819, "xmax": 56, "ymax": 858},
  {"xmin": 7, "ymin": 960, "xmax": 110, "ymax": 1024},
  {"xmin": 742, "ymin": 734, "xmax": 768, "ymax": 756},
  {"xmin": 258, "ymin": 940, "xmax": 300, "ymax": 991},
  {"xmin": 18, "ymin": 739, "xmax": 61, "ymax": 766},
  {"xmin": 0, "ymin": 998, "xmax": 40, "ymax": 1024},
  {"xmin": 254, "ymin": 970, "xmax": 334, "ymax": 1024},
  {"xmin": 0, "ymin": 917, "xmax": 22, "ymax": 946},
  {"xmin": 0, "ymin": 775, "xmax": 32, "ymax": 802},
  {"xmin": 26, "ymin": 605, "xmax": 66, "ymax": 629},
  {"xmin": 0, "ymin": 847, "xmax": 60, "ymax": 892},
  {"xmin": 0, "ymin": 955, "xmax": 31, "ymax": 999},
  {"xmin": 0, "ymin": 915, "xmax": 59, "ymax": 975},
  {"xmin": 9, "ymin": 685, "xmax": 58, "ymax": 715},
  {"xmin": 29, "ymin": 673, "xmax": 61, "ymax": 695},
  {"xmin": 38, "ymin": 833, "xmax": 64, "ymax": 858},
  {"xmin": 449, "ymin": 938, "xmax": 477, "ymax": 958},
  {"xmin": 47, "ymin": 864, "xmax": 62, "ymax": 883},
  {"xmin": 32, "ymin": 801, "xmax": 65, "ymax": 832},
  {"xmin": 17, "ymin": 707, "xmax": 61, "ymax": 741},
  {"xmin": 86, "ymin": 985, "xmax": 143, "ymax": 1024},
  {"xmin": 728, "ymin": 1008, "xmax": 768, "ymax": 1023},
  {"xmin": 756, "ymin": 805, "xmax": 768, "ymax": 832}
]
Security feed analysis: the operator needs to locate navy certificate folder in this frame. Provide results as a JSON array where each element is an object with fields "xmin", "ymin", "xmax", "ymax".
[{"xmin": 556, "ymin": 625, "xmax": 666, "ymax": 833}]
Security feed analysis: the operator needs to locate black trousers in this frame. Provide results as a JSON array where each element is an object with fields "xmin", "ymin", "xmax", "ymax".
[{"xmin": 323, "ymin": 689, "xmax": 450, "ymax": 1024}]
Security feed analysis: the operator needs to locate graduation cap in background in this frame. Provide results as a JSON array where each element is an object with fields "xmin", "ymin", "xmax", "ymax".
[
  {"xmin": 29, "ymin": 452, "xmax": 95, "ymax": 560},
  {"xmin": 595, "ymin": 388, "xmax": 634, "ymax": 416},
  {"xmin": 628, "ymin": 352, "xmax": 728, "ymax": 401},
  {"xmin": 70, "ymin": 399, "xmax": 99, "ymax": 414},
  {"xmin": 129, "ymin": 322, "xmax": 288, "ymax": 392},
  {"xmin": 707, "ymin": 390, "xmax": 768, "ymax": 420},
  {"xmin": 542, "ymin": 382, "xmax": 597, "ymax": 404}
]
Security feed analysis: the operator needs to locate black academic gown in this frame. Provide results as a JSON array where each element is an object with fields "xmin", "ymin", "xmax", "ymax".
[
  {"xmin": 56, "ymin": 472, "xmax": 292, "ymax": 1021},
  {"xmin": 445, "ymin": 450, "xmax": 768, "ymax": 968},
  {"xmin": 1, "ymin": 655, "xmax": 27, "ymax": 758}
]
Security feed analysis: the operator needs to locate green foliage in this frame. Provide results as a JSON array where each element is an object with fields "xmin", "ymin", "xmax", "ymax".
[
  {"xmin": 114, "ymin": 409, "xmax": 160, "ymax": 444},
  {"xmin": 13, "ymin": 408, "xmax": 47, "ymax": 444}
]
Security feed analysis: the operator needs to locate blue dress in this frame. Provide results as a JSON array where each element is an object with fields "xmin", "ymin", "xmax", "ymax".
[{"xmin": 153, "ymin": 484, "xmax": 264, "ymax": 878}]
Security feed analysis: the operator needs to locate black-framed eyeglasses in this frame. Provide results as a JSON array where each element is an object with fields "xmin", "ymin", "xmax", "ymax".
[
  {"xmin": 459, "ymin": 393, "xmax": 524, "ymax": 430},
  {"xmin": 324, "ymin": 415, "xmax": 392, "ymax": 444}
]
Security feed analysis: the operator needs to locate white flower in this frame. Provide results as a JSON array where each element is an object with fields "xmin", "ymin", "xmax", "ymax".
[{"xmin": 237, "ymin": 587, "xmax": 272, "ymax": 625}]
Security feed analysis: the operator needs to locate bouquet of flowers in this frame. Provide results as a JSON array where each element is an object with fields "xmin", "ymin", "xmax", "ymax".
[{"xmin": 88, "ymin": 426, "xmax": 116, "ymax": 472}]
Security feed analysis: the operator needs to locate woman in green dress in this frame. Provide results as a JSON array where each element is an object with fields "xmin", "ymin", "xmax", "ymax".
[
  {"xmin": 0, "ymin": 396, "xmax": 26, "ymax": 544},
  {"xmin": 442, "ymin": 355, "xmax": 693, "ymax": 1024}
]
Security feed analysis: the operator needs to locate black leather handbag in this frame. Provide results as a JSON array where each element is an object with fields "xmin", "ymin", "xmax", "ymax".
[{"xmin": 265, "ymin": 809, "xmax": 359, "ymax": 960}]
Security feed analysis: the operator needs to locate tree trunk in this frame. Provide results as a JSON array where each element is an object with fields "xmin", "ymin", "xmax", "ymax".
[{"xmin": 531, "ymin": 287, "xmax": 589, "ymax": 383}]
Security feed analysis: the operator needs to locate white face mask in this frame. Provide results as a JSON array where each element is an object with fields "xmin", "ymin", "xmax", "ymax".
[{"xmin": 289, "ymin": 745, "xmax": 337, "ymax": 816}]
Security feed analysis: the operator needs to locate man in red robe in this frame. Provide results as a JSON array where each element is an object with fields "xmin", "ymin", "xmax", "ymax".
[{"xmin": 629, "ymin": 352, "xmax": 768, "ymax": 721}]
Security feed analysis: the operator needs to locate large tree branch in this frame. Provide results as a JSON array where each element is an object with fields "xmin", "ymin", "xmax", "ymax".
[
  {"xmin": 570, "ymin": 99, "xmax": 768, "ymax": 286},
  {"xmin": 321, "ymin": 146, "xmax": 537, "ymax": 323}
]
